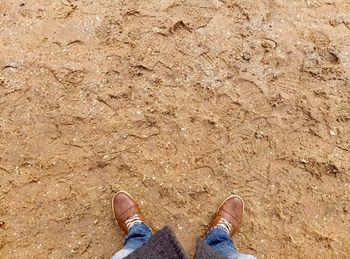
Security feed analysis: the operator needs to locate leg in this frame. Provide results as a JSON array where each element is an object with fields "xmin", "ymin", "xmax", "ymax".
[
  {"xmin": 204, "ymin": 226, "xmax": 255, "ymax": 259},
  {"xmin": 111, "ymin": 191, "xmax": 153, "ymax": 259},
  {"xmin": 112, "ymin": 222, "xmax": 152, "ymax": 259},
  {"xmin": 203, "ymin": 195, "xmax": 256, "ymax": 259}
]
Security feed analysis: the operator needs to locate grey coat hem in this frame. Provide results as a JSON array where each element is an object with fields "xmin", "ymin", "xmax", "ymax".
[{"xmin": 125, "ymin": 225, "xmax": 226, "ymax": 259}]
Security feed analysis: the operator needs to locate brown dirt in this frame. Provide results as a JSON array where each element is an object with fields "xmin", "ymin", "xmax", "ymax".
[{"xmin": 1, "ymin": 0, "xmax": 350, "ymax": 258}]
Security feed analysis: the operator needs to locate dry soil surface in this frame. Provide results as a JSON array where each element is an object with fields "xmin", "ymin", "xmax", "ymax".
[{"xmin": 1, "ymin": 0, "xmax": 350, "ymax": 258}]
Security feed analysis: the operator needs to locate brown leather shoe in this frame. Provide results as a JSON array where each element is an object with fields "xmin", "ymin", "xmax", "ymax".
[
  {"xmin": 207, "ymin": 195, "xmax": 244, "ymax": 236},
  {"xmin": 112, "ymin": 191, "xmax": 145, "ymax": 235}
]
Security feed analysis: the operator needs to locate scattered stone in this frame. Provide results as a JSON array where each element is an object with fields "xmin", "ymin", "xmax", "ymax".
[
  {"xmin": 0, "ymin": 221, "xmax": 5, "ymax": 229},
  {"xmin": 329, "ymin": 130, "xmax": 337, "ymax": 136},
  {"xmin": 326, "ymin": 164, "xmax": 339, "ymax": 176},
  {"xmin": 242, "ymin": 52, "xmax": 251, "ymax": 61},
  {"xmin": 254, "ymin": 131, "xmax": 265, "ymax": 139}
]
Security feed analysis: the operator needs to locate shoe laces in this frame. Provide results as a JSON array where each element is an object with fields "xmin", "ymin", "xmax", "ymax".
[
  {"xmin": 217, "ymin": 217, "xmax": 232, "ymax": 234},
  {"xmin": 125, "ymin": 214, "xmax": 142, "ymax": 230}
]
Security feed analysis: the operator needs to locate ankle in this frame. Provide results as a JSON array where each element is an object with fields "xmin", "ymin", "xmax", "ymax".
[
  {"xmin": 125, "ymin": 214, "xmax": 143, "ymax": 230},
  {"xmin": 216, "ymin": 217, "xmax": 232, "ymax": 234}
]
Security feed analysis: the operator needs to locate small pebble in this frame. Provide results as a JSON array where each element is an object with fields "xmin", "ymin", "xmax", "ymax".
[{"xmin": 242, "ymin": 52, "xmax": 251, "ymax": 61}]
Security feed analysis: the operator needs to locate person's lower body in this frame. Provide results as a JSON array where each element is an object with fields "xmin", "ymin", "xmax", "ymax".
[
  {"xmin": 204, "ymin": 226, "xmax": 256, "ymax": 259},
  {"xmin": 111, "ymin": 191, "xmax": 256, "ymax": 259},
  {"xmin": 111, "ymin": 222, "xmax": 152, "ymax": 259},
  {"xmin": 112, "ymin": 223, "xmax": 255, "ymax": 259}
]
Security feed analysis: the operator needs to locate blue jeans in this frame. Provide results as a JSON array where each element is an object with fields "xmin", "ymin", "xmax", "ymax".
[
  {"xmin": 111, "ymin": 224, "xmax": 256, "ymax": 259},
  {"xmin": 203, "ymin": 226, "xmax": 256, "ymax": 259},
  {"xmin": 111, "ymin": 223, "xmax": 152, "ymax": 259}
]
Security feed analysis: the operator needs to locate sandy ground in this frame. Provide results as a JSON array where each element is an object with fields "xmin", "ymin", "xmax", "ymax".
[{"xmin": 1, "ymin": 0, "xmax": 350, "ymax": 258}]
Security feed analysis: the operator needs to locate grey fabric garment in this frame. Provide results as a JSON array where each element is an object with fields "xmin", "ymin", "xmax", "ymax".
[
  {"xmin": 125, "ymin": 225, "xmax": 189, "ymax": 259},
  {"xmin": 194, "ymin": 240, "xmax": 226, "ymax": 259},
  {"xmin": 125, "ymin": 226, "xmax": 227, "ymax": 259}
]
